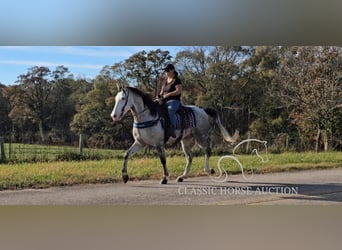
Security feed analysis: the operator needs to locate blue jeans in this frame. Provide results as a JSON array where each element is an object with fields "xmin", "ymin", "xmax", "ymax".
[{"xmin": 166, "ymin": 100, "xmax": 180, "ymax": 130}]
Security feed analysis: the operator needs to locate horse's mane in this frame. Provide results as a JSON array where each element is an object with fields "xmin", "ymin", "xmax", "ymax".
[{"xmin": 126, "ymin": 87, "xmax": 159, "ymax": 116}]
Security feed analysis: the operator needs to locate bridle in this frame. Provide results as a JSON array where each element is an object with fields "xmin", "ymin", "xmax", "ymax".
[
  {"xmin": 119, "ymin": 88, "xmax": 129, "ymax": 119},
  {"xmin": 118, "ymin": 87, "xmax": 161, "ymax": 129},
  {"xmin": 118, "ymin": 88, "xmax": 150, "ymax": 120}
]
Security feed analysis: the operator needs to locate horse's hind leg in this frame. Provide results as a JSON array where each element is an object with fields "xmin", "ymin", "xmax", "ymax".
[
  {"xmin": 156, "ymin": 146, "xmax": 168, "ymax": 184},
  {"xmin": 176, "ymin": 139, "xmax": 194, "ymax": 182},
  {"xmin": 122, "ymin": 141, "xmax": 143, "ymax": 183},
  {"xmin": 196, "ymin": 134, "xmax": 215, "ymax": 175}
]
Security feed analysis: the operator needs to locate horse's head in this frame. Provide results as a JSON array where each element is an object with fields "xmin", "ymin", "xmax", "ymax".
[{"xmin": 111, "ymin": 88, "xmax": 131, "ymax": 121}]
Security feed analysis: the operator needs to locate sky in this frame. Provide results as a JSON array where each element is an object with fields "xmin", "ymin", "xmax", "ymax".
[{"xmin": 0, "ymin": 46, "xmax": 182, "ymax": 85}]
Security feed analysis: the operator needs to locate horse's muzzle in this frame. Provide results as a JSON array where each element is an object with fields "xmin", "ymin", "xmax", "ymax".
[{"xmin": 111, "ymin": 114, "xmax": 120, "ymax": 122}]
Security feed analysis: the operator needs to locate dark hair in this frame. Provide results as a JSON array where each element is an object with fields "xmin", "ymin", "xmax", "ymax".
[
  {"xmin": 164, "ymin": 64, "xmax": 175, "ymax": 72},
  {"xmin": 164, "ymin": 64, "xmax": 178, "ymax": 78}
]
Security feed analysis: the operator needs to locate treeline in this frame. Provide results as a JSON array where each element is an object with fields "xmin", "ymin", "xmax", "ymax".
[{"xmin": 0, "ymin": 46, "xmax": 341, "ymax": 152}]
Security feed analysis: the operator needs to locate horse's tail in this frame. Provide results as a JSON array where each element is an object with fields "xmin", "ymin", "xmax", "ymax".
[{"xmin": 204, "ymin": 108, "xmax": 239, "ymax": 145}]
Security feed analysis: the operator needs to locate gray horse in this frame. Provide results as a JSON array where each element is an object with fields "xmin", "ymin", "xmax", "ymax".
[{"xmin": 110, "ymin": 86, "xmax": 239, "ymax": 184}]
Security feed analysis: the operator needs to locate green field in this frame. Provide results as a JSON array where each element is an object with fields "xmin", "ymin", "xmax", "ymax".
[{"xmin": 0, "ymin": 148, "xmax": 341, "ymax": 190}]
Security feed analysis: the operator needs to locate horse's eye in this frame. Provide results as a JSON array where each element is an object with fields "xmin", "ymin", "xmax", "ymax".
[{"xmin": 121, "ymin": 97, "xmax": 125, "ymax": 101}]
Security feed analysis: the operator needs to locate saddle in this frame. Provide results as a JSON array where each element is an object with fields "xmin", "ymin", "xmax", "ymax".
[
  {"xmin": 156, "ymin": 100, "xmax": 196, "ymax": 143},
  {"xmin": 174, "ymin": 105, "xmax": 197, "ymax": 130}
]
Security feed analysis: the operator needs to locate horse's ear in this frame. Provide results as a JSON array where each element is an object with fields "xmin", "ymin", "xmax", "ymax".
[
  {"xmin": 120, "ymin": 84, "xmax": 126, "ymax": 92},
  {"xmin": 116, "ymin": 83, "xmax": 124, "ymax": 92}
]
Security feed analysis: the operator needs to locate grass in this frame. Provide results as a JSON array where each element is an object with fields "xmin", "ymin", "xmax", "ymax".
[{"xmin": 0, "ymin": 151, "xmax": 341, "ymax": 190}]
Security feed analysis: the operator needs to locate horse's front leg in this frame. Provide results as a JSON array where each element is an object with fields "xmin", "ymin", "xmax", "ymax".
[
  {"xmin": 122, "ymin": 141, "xmax": 143, "ymax": 183},
  {"xmin": 156, "ymin": 146, "xmax": 168, "ymax": 184}
]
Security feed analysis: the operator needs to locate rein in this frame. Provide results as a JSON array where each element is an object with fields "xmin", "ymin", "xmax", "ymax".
[
  {"xmin": 133, "ymin": 114, "xmax": 161, "ymax": 129},
  {"xmin": 122, "ymin": 88, "xmax": 161, "ymax": 129},
  {"xmin": 120, "ymin": 88, "xmax": 129, "ymax": 119}
]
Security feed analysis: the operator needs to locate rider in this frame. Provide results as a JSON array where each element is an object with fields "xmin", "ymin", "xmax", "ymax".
[{"xmin": 159, "ymin": 64, "xmax": 182, "ymax": 138}]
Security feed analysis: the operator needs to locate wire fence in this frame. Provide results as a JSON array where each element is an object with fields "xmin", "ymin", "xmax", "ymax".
[{"xmin": 0, "ymin": 135, "xmax": 122, "ymax": 164}]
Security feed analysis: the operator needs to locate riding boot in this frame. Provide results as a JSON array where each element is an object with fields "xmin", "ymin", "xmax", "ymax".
[{"xmin": 170, "ymin": 126, "xmax": 176, "ymax": 138}]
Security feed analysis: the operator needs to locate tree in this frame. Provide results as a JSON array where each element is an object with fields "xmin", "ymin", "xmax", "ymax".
[
  {"xmin": 175, "ymin": 46, "xmax": 212, "ymax": 104},
  {"xmin": 9, "ymin": 65, "xmax": 81, "ymax": 144},
  {"xmin": 4, "ymin": 85, "xmax": 37, "ymax": 142},
  {"xmin": 123, "ymin": 49, "xmax": 172, "ymax": 96},
  {"xmin": 15, "ymin": 66, "xmax": 53, "ymax": 143},
  {"xmin": 48, "ymin": 66, "xmax": 77, "ymax": 143},
  {"xmin": 272, "ymin": 46, "xmax": 342, "ymax": 151},
  {"xmin": 176, "ymin": 46, "xmax": 253, "ymax": 144},
  {"xmin": 70, "ymin": 76, "xmax": 131, "ymax": 148},
  {"xmin": 0, "ymin": 83, "xmax": 11, "ymax": 136},
  {"xmin": 243, "ymin": 47, "xmax": 289, "ymax": 144}
]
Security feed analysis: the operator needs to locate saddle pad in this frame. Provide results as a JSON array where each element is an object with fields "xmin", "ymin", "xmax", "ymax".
[{"xmin": 175, "ymin": 106, "xmax": 196, "ymax": 130}]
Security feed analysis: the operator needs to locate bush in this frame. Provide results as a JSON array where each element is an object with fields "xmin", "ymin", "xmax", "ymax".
[{"xmin": 55, "ymin": 151, "xmax": 102, "ymax": 161}]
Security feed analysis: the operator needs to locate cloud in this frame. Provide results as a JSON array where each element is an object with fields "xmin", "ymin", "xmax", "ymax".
[
  {"xmin": 0, "ymin": 59, "xmax": 103, "ymax": 70},
  {"xmin": 56, "ymin": 46, "xmax": 133, "ymax": 58},
  {"xmin": 0, "ymin": 46, "xmax": 134, "ymax": 58},
  {"xmin": 0, "ymin": 46, "xmax": 180, "ymax": 58},
  {"xmin": 0, "ymin": 46, "xmax": 34, "ymax": 50}
]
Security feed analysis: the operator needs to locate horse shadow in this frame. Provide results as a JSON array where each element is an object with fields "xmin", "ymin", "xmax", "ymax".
[
  {"xmin": 131, "ymin": 175, "xmax": 342, "ymax": 204},
  {"xmin": 194, "ymin": 180, "xmax": 342, "ymax": 203}
]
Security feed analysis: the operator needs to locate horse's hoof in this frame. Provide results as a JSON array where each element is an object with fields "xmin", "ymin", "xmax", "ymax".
[
  {"xmin": 176, "ymin": 177, "xmax": 183, "ymax": 183},
  {"xmin": 122, "ymin": 174, "xmax": 129, "ymax": 183},
  {"xmin": 210, "ymin": 168, "xmax": 215, "ymax": 174},
  {"xmin": 160, "ymin": 178, "xmax": 168, "ymax": 185}
]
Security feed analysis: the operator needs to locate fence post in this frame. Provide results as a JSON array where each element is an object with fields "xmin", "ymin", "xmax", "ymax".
[
  {"xmin": 0, "ymin": 137, "xmax": 5, "ymax": 162},
  {"xmin": 79, "ymin": 134, "xmax": 84, "ymax": 156},
  {"xmin": 246, "ymin": 132, "xmax": 250, "ymax": 153}
]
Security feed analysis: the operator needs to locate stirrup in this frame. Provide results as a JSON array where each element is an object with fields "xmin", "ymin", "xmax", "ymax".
[{"xmin": 170, "ymin": 128, "xmax": 176, "ymax": 138}]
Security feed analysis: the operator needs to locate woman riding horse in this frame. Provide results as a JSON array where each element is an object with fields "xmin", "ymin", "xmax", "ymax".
[
  {"xmin": 159, "ymin": 64, "xmax": 182, "ymax": 138},
  {"xmin": 111, "ymin": 85, "xmax": 239, "ymax": 184}
]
